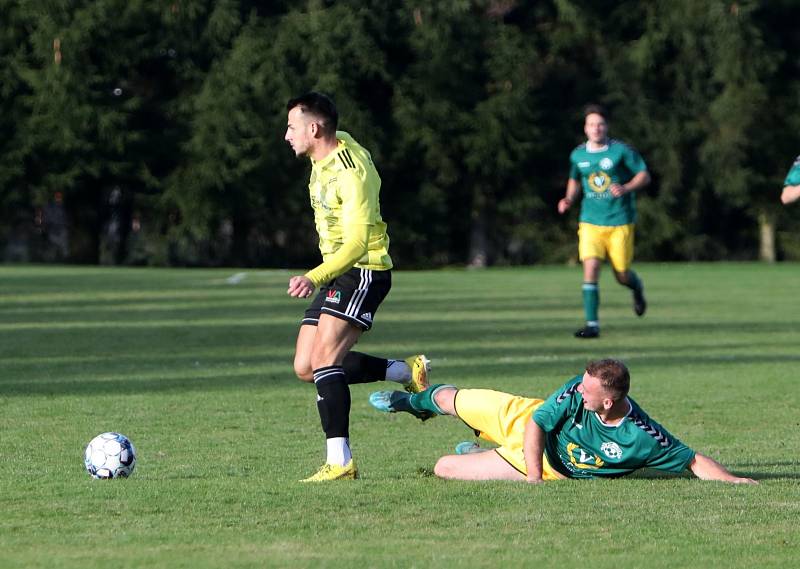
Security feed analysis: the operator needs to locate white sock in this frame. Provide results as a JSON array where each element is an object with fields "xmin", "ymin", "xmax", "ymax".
[
  {"xmin": 326, "ymin": 437, "xmax": 352, "ymax": 466},
  {"xmin": 385, "ymin": 359, "xmax": 411, "ymax": 383}
]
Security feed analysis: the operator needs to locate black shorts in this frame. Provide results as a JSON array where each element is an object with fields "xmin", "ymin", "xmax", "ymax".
[{"xmin": 301, "ymin": 267, "xmax": 392, "ymax": 331}]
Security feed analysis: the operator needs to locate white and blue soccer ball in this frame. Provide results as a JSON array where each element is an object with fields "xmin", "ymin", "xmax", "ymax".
[{"xmin": 84, "ymin": 432, "xmax": 136, "ymax": 479}]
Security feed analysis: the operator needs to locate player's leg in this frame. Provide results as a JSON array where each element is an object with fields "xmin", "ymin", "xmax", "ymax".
[
  {"xmin": 322, "ymin": 268, "xmax": 430, "ymax": 392},
  {"xmin": 293, "ymin": 324, "xmax": 317, "ymax": 382},
  {"xmin": 343, "ymin": 352, "xmax": 430, "ymax": 393},
  {"xmin": 368, "ymin": 384, "xmax": 454, "ymax": 421},
  {"xmin": 301, "ymin": 313, "xmax": 363, "ymax": 482},
  {"xmin": 576, "ymin": 223, "xmax": 603, "ymax": 338},
  {"xmin": 433, "ymin": 450, "xmax": 525, "ymax": 481},
  {"xmin": 609, "ymin": 224, "xmax": 646, "ymax": 316},
  {"xmin": 577, "ymin": 257, "xmax": 601, "ymax": 338}
]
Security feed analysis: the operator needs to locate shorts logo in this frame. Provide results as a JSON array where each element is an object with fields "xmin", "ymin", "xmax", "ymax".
[
  {"xmin": 600, "ymin": 441, "xmax": 623, "ymax": 459},
  {"xmin": 361, "ymin": 312, "xmax": 373, "ymax": 322},
  {"xmin": 325, "ymin": 290, "xmax": 342, "ymax": 304},
  {"xmin": 588, "ymin": 171, "xmax": 611, "ymax": 193}
]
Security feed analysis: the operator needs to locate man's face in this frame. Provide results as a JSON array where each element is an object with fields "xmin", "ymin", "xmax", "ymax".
[
  {"xmin": 285, "ymin": 106, "xmax": 313, "ymax": 157},
  {"xmin": 584, "ymin": 113, "xmax": 608, "ymax": 145},
  {"xmin": 577, "ymin": 371, "xmax": 613, "ymax": 412}
]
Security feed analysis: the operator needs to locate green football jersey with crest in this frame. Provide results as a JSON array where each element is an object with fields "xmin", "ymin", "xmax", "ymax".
[
  {"xmin": 533, "ymin": 376, "xmax": 695, "ymax": 479},
  {"xmin": 569, "ymin": 139, "xmax": 647, "ymax": 226},
  {"xmin": 784, "ymin": 155, "xmax": 800, "ymax": 186}
]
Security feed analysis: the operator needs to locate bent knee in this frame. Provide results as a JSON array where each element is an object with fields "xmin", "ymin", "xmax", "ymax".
[
  {"xmin": 433, "ymin": 456, "xmax": 457, "ymax": 479},
  {"xmin": 294, "ymin": 364, "xmax": 314, "ymax": 382}
]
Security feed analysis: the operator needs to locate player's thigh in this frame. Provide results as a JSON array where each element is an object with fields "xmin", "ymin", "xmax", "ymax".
[
  {"xmin": 310, "ymin": 314, "xmax": 363, "ymax": 369},
  {"xmin": 607, "ymin": 224, "xmax": 634, "ymax": 273},
  {"xmin": 293, "ymin": 324, "xmax": 317, "ymax": 381},
  {"xmin": 320, "ymin": 268, "xmax": 391, "ymax": 331},
  {"xmin": 454, "ymin": 389, "xmax": 539, "ymax": 446},
  {"xmin": 578, "ymin": 223, "xmax": 608, "ymax": 264},
  {"xmin": 434, "ymin": 451, "xmax": 525, "ymax": 481}
]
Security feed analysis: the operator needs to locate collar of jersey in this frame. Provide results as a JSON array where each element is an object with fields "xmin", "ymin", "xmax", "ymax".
[
  {"xmin": 592, "ymin": 399, "xmax": 633, "ymax": 428},
  {"xmin": 585, "ymin": 141, "xmax": 610, "ymax": 153},
  {"xmin": 311, "ymin": 139, "xmax": 345, "ymax": 170}
]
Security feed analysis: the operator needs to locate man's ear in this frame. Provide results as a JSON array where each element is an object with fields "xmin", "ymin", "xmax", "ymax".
[{"xmin": 309, "ymin": 121, "xmax": 320, "ymax": 138}]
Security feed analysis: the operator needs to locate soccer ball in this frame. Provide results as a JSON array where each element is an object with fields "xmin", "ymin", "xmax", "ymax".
[{"xmin": 84, "ymin": 432, "xmax": 136, "ymax": 479}]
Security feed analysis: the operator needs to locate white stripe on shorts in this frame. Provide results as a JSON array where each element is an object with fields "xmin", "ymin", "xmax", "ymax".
[{"xmin": 345, "ymin": 268, "xmax": 371, "ymax": 319}]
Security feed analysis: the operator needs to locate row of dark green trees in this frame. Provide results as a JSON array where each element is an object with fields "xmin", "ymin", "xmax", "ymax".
[{"xmin": 2, "ymin": 0, "xmax": 799, "ymax": 267}]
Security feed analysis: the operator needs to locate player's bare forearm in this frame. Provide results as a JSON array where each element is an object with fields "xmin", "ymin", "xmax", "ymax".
[
  {"xmin": 611, "ymin": 170, "xmax": 651, "ymax": 197},
  {"xmin": 781, "ymin": 184, "xmax": 800, "ymax": 204},
  {"xmin": 558, "ymin": 179, "xmax": 581, "ymax": 214},
  {"xmin": 523, "ymin": 418, "xmax": 546, "ymax": 484},
  {"xmin": 689, "ymin": 453, "xmax": 758, "ymax": 484}
]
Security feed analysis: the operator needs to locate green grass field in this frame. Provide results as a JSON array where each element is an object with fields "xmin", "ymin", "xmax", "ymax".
[{"xmin": 1, "ymin": 263, "xmax": 799, "ymax": 568}]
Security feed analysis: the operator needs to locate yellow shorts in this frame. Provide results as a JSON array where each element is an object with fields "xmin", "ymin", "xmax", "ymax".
[
  {"xmin": 453, "ymin": 389, "xmax": 564, "ymax": 481},
  {"xmin": 578, "ymin": 222, "xmax": 635, "ymax": 273}
]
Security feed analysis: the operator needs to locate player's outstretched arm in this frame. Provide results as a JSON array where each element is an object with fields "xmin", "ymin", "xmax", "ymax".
[
  {"xmin": 689, "ymin": 453, "xmax": 758, "ymax": 484},
  {"xmin": 522, "ymin": 418, "xmax": 546, "ymax": 484}
]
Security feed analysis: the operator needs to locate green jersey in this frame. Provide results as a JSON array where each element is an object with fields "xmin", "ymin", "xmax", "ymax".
[
  {"xmin": 784, "ymin": 155, "xmax": 800, "ymax": 186},
  {"xmin": 569, "ymin": 139, "xmax": 647, "ymax": 226},
  {"xmin": 533, "ymin": 377, "xmax": 695, "ymax": 479}
]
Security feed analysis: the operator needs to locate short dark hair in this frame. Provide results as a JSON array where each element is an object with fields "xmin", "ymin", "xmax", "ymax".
[
  {"xmin": 583, "ymin": 103, "xmax": 608, "ymax": 121},
  {"xmin": 286, "ymin": 92, "xmax": 338, "ymax": 137},
  {"xmin": 585, "ymin": 358, "xmax": 630, "ymax": 400}
]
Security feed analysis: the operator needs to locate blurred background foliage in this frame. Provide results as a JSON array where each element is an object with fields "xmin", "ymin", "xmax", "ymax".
[{"xmin": 1, "ymin": 0, "xmax": 799, "ymax": 267}]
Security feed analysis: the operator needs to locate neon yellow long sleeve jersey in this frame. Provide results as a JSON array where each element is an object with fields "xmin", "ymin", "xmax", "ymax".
[{"xmin": 304, "ymin": 131, "xmax": 392, "ymax": 287}]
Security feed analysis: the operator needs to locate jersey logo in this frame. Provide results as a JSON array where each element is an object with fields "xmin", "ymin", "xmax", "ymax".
[
  {"xmin": 600, "ymin": 441, "xmax": 623, "ymax": 459},
  {"xmin": 338, "ymin": 149, "xmax": 357, "ymax": 170},
  {"xmin": 567, "ymin": 442, "xmax": 604, "ymax": 470},
  {"xmin": 360, "ymin": 312, "xmax": 373, "ymax": 322},
  {"xmin": 599, "ymin": 157, "xmax": 613, "ymax": 170},
  {"xmin": 325, "ymin": 290, "xmax": 342, "ymax": 305},
  {"xmin": 588, "ymin": 171, "xmax": 611, "ymax": 193},
  {"xmin": 630, "ymin": 414, "xmax": 670, "ymax": 447},
  {"xmin": 556, "ymin": 383, "xmax": 580, "ymax": 404}
]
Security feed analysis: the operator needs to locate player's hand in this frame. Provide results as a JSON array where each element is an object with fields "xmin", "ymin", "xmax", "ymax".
[
  {"xmin": 525, "ymin": 475, "xmax": 544, "ymax": 485},
  {"xmin": 557, "ymin": 198, "xmax": 572, "ymax": 214},
  {"xmin": 610, "ymin": 183, "xmax": 628, "ymax": 197},
  {"xmin": 288, "ymin": 276, "xmax": 315, "ymax": 298},
  {"xmin": 730, "ymin": 477, "xmax": 759, "ymax": 485}
]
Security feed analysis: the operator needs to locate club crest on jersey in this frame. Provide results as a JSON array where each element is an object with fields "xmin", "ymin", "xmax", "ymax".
[
  {"xmin": 599, "ymin": 157, "xmax": 614, "ymax": 170},
  {"xmin": 566, "ymin": 442, "xmax": 605, "ymax": 470},
  {"xmin": 325, "ymin": 290, "xmax": 342, "ymax": 304},
  {"xmin": 589, "ymin": 171, "xmax": 611, "ymax": 193},
  {"xmin": 600, "ymin": 441, "xmax": 623, "ymax": 459}
]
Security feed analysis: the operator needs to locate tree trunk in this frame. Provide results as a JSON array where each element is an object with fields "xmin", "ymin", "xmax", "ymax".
[
  {"xmin": 758, "ymin": 210, "xmax": 775, "ymax": 262},
  {"xmin": 468, "ymin": 192, "xmax": 489, "ymax": 268}
]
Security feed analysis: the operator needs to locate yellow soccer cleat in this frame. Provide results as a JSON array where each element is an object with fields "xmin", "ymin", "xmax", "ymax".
[
  {"xmin": 300, "ymin": 459, "xmax": 358, "ymax": 482},
  {"xmin": 403, "ymin": 354, "xmax": 430, "ymax": 394}
]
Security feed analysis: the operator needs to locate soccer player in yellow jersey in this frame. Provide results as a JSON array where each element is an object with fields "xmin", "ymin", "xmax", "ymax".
[{"xmin": 284, "ymin": 92, "xmax": 429, "ymax": 482}]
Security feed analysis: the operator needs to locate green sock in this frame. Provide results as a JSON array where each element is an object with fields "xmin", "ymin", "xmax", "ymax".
[
  {"xmin": 625, "ymin": 270, "xmax": 643, "ymax": 292},
  {"xmin": 582, "ymin": 282, "xmax": 599, "ymax": 327},
  {"xmin": 409, "ymin": 384, "xmax": 452, "ymax": 415}
]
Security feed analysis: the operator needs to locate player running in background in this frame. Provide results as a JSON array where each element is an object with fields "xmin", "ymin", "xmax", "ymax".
[
  {"xmin": 558, "ymin": 105, "xmax": 651, "ymax": 339},
  {"xmin": 369, "ymin": 358, "xmax": 756, "ymax": 484},
  {"xmin": 781, "ymin": 154, "xmax": 800, "ymax": 204},
  {"xmin": 284, "ymin": 92, "xmax": 429, "ymax": 482}
]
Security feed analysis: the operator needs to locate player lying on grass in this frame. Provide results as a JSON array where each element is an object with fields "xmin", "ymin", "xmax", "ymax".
[{"xmin": 370, "ymin": 358, "xmax": 756, "ymax": 484}]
